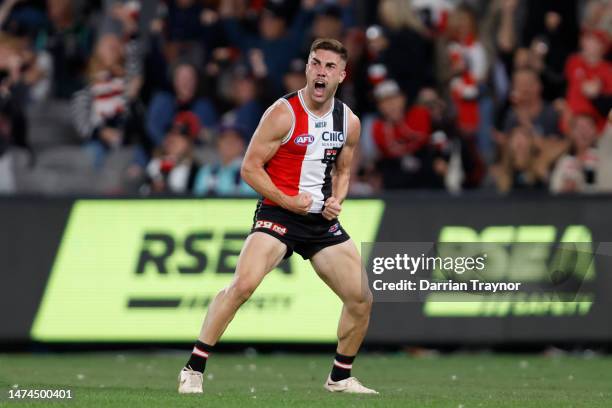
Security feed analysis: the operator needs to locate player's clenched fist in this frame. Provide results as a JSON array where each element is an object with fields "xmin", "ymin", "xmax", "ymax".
[
  {"xmin": 283, "ymin": 192, "xmax": 313, "ymax": 215},
  {"xmin": 322, "ymin": 197, "xmax": 342, "ymax": 220}
]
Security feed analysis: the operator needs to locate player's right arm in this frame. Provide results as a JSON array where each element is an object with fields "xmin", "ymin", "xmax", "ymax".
[{"xmin": 241, "ymin": 101, "xmax": 313, "ymax": 215}]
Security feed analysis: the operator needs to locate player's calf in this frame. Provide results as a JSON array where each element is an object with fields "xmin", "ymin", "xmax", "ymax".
[
  {"xmin": 338, "ymin": 292, "xmax": 373, "ymax": 346},
  {"xmin": 327, "ymin": 290, "xmax": 373, "ymax": 385}
]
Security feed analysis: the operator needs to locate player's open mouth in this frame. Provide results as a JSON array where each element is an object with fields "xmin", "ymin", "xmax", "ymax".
[{"xmin": 314, "ymin": 80, "xmax": 326, "ymax": 97}]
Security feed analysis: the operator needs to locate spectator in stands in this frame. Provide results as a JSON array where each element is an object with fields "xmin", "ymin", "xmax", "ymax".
[
  {"xmin": 71, "ymin": 30, "xmax": 144, "ymax": 167},
  {"xmin": 371, "ymin": 80, "xmax": 448, "ymax": 189},
  {"xmin": 34, "ymin": 0, "xmax": 94, "ymax": 99},
  {"xmin": 520, "ymin": 0, "xmax": 580, "ymax": 100},
  {"xmin": 146, "ymin": 62, "xmax": 217, "ymax": 147},
  {"xmin": 283, "ymin": 58, "xmax": 306, "ymax": 94},
  {"xmin": 0, "ymin": 56, "xmax": 31, "ymax": 193},
  {"xmin": 0, "ymin": 112, "xmax": 23, "ymax": 193},
  {"xmin": 144, "ymin": 112, "xmax": 201, "ymax": 195},
  {"xmin": 0, "ymin": 34, "xmax": 35, "ymax": 150},
  {"xmin": 446, "ymin": 4, "xmax": 489, "ymax": 138},
  {"xmin": 316, "ymin": 4, "xmax": 344, "ymax": 39},
  {"xmin": 564, "ymin": 30, "xmax": 612, "ymax": 130},
  {"xmin": 511, "ymin": 45, "xmax": 565, "ymax": 103},
  {"xmin": 163, "ymin": 0, "xmax": 206, "ymax": 43},
  {"xmin": 0, "ymin": 0, "xmax": 46, "ymax": 37},
  {"xmin": 154, "ymin": 0, "xmax": 224, "ymax": 67},
  {"xmin": 491, "ymin": 125, "xmax": 565, "ymax": 193},
  {"xmin": 219, "ymin": 64, "xmax": 264, "ymax": 140},
  {"xmin": 218, "ymin": 0, "xmax": 316, "ymax": 95},
  {"xmin": 503, "ymin": 0, "xmax": 571, "ymax": 102},
  {"xmin": 0, "ymin": 3, "xmax": 54, "ymax": 102},
  {"xmin": 581, "ymin": 0, "xmax": 612, "ymax": 37},
  {"xmin": 520, "ymin": 0, "xmax": 579, "ymax": 97},
  {"xmin": 334, "ymin": 28, "xmax": 368, "ymax": 115},
  {"xmin": 302, "ymin": 4, "xmax": 344, "ymax": 54},
  {"xmin": 489, "ymin": 0, "xmax": 523, "ymax": 106},
  {"xmin": 418, "ymin": 87, "xmax": 486, "ymax": 190},
  {"xmin": 485, "ymin": 0, "xmax": 577, "ymax": 103},
  {"xmin": 193, "ymin": 124, "xmax": 255, "ymax": 196},
  {"xmin": 550, "ymin": 114, "xmax": 601, "ymax": 194},
  {"xmin": 372, "ymin": 0, "xmax": 435, "ymax": 104},
  {"xmin": 501, "ymin": 68, "xmax": 560, "ymax": 138},
  {"xmin": 488, "ymin": 0, "xmax": 567, "ymax": 104}
]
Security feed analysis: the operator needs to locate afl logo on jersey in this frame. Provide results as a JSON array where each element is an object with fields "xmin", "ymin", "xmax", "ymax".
[
  {"xmin": 294, "ymin": 134, "xmax": 315, "ymax": 146},
  {"xmin": 322, "ymin": 131, "xmax": 344, "ymax": 142}
]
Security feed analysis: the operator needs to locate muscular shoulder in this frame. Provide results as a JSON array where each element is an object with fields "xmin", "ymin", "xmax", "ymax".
[{"xmin": 255, "ymin": 99, "xmax": 294, "ymax": 141}]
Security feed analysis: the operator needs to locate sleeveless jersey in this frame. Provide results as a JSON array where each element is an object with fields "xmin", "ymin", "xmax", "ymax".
[{"xmin": 263, "ymin": 89, "xmax": 348, "ymax": 213}]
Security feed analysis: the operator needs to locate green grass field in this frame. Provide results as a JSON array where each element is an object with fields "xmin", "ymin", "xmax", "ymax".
[{"xmin": 1, "ymin": 351, "xmax": 611, "ymax": 407}]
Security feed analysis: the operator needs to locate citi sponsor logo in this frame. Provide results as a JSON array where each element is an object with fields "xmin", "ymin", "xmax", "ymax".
[
  {"xmin": 322, "ymin": 131, "xmax": 344, "ymax": 142},
  {"xmin": 294, "ymin": 134, "xmax": 315, "ymax": 146}
]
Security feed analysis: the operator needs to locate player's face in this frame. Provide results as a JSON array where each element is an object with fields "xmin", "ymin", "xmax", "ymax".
[{"xmin": 305, "ymin": 49, "xmax": 346, "ymax": 103}]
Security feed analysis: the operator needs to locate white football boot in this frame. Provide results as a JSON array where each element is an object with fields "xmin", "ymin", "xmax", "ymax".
[
  {"xmin": 324, "ymin": 375, "xmax": 379, "ymax": 394},
  {"xmin": 178, "ymin": 367, "xmax": 203, "ymax": 394}
]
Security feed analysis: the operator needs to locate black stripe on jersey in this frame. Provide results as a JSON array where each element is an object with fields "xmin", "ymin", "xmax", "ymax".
[
  {"xmin": 282, "ymin": 91, "xmax": 298, "ymax": 100},
  {"xmin": 321, "ymin": 99, "xmax": 345, "ymax": 202}
]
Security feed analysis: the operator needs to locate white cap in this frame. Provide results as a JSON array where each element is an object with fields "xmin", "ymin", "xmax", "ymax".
[{"xmin": 374, "ymin": 80, "xmax": 401, "ymax": 100}]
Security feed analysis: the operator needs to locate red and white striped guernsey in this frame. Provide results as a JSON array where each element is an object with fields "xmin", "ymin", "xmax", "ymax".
[{"xmin": 263, "ymin": 89, "xmax": 348, "ymax": 213}]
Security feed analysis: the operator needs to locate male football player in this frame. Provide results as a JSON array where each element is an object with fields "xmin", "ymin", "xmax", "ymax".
[{"xmin": 179, "ymin": 38, "xmax": 377, "ymax": 395}]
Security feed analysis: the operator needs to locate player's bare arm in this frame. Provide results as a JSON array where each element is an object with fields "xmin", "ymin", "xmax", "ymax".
[
  {"xmin": 241, "ymin": 102, "xmax": 313, "ymax": 215},
  {"xmin": 322, "ymin": 110, "xmax": 360, "ymax": 221}
]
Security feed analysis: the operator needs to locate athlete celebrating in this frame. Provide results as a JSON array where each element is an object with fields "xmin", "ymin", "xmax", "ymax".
[{"xmin": 178, "ymin": 38, "xmax": 377, "ymax": 395}]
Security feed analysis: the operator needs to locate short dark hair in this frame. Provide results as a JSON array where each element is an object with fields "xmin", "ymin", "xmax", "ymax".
[{"xmin": 310, "ymin": 38, "xmax": 348, "ymax": 62}]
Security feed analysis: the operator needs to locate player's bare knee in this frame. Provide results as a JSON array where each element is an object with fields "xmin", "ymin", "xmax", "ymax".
[
  {"xmin": 361, "ymin": 294, "xmax": 373, "ymax": 316},
  {"xmin": 346, "ymin": 295, "xmax": 372, "ymax": 320},
  {"xmin": 227, "ymin": 278, "xmax": 257, "ymax": 304},
  {"xmin": 359, "ymin": 288, "xmax": 374, "ymax": 309}
]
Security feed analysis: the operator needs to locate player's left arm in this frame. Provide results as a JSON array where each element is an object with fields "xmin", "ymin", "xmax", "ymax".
[{"xmin": 322, "ymin": 109, "xmax": 360, "ymax": 221}]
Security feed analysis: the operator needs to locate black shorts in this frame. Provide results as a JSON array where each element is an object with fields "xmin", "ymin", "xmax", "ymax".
[{"xmin": 250, "ymin": 203, "xmax": 351, "ymax": 260}]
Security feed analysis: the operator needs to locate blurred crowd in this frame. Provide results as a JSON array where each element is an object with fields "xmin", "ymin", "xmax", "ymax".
[{"xmin": 0, "ymin": 0, "xmax": 610, "ymax": 196}]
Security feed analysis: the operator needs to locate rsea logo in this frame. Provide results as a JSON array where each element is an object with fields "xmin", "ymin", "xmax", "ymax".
[
  {"xmin": 136, "ymin": 231, "xmax": 291, "ymax": 275},
  {"xmin": 424, "ymin": 225, "xmax": 595, "ymax": 318}
]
